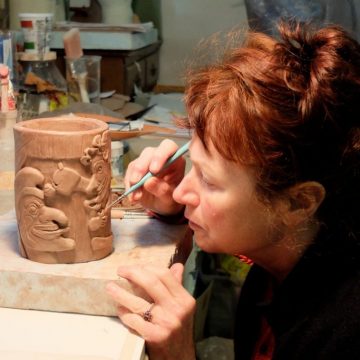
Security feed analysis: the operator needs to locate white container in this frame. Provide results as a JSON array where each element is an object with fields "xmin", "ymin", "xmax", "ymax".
[
  {"xmin": 18, "ymin": 13, "xmax": 53, "ymax": 54},
  {"xmin": 111, "ymin": 141, "xmax": 124, "ymax": 177},
  {"xmin": 9, "ymin": 0, "xmax": 58, "ymax": 29},
  {"xmin": 98, "ymin": 0, "xmax": 133, "ymax": 25}
]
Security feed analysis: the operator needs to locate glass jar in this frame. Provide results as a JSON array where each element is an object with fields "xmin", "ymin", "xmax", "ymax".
[{"xmin": 17, "ymin": 51, "xmax": 68, "ymax": 120}]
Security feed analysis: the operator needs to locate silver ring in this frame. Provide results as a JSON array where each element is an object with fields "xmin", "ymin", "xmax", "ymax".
[{"xmin": 142, "ymin": 303, "xmax": 155, "ymax": 322}]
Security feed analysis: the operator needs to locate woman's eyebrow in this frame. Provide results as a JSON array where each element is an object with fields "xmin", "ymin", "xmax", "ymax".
[{"xmin": 189, "ymin": 154, "xmax": 204, "ymax": 168}]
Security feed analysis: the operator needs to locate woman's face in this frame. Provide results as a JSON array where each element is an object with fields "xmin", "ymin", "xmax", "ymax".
[{"xmin": 173, "ymin": 135, "xmax": 285, "ymax": 258}]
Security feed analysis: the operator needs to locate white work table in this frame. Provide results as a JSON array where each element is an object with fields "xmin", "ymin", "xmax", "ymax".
[{"xmin": 0, "ymin": 307, "xmax": 145, "ymax": 360}]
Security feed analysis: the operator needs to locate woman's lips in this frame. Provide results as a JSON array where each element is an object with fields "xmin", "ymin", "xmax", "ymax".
[
  {"xmin": 188, "ymin": 220, "xmax": 202, "ymax": 231},
  {"xmin": 185, "ymin": 211, "xmax": 203, "ymax": 230}
]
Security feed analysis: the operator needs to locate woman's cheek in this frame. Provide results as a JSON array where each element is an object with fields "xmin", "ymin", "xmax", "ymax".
[{"xmin": 203, "ymin": 199, "xmax": 224, "ymax": 224}]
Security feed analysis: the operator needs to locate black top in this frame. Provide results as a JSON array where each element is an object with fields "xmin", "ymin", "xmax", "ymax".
[{"xmin": 234, "ymin": 224, "xmax": 360, "ymax": 359}]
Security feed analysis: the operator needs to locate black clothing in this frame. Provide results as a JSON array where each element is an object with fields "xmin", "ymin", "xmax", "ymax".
[{"xmin": 234, "ymin": 224, "xmax": 360, "ymax": 359}]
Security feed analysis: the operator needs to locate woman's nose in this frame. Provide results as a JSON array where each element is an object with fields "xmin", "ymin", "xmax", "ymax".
[{"xmin": 173, "ymin": 169, "xmax": 200, "ymax": 207}]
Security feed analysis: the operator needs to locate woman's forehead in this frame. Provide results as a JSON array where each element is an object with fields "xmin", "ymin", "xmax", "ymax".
[{"xmin": 190, "ymin": 135, "xmax": 235, "ymax": 170}]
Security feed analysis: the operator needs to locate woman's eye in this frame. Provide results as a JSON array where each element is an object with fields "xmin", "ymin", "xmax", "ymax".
[
  {"xmin": 200, "ymin": 174, "xmax": 213, "ymax": 187},
  {"xmin": 194, "ymin": 167, "xmax": 216, "ymax": 188}
]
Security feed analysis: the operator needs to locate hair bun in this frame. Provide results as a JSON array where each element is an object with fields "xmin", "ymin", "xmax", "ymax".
[
  {"xmin": 278, "ymin": 21, "xmax": 317, "ymax": 63},
  {"xmin": 276, "ymin": 21, "xmax": 360, "ymax": 129}
]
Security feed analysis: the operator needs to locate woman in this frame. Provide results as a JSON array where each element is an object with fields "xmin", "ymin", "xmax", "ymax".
[{"xmin": 106, "ymin": 21, "xmax": 360, "ymax": 359}]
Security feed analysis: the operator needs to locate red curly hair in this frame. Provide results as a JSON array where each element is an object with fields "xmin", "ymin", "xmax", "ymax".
[{"xmin": 182, "ymin": 21, "xmax": 360, "ymax": 228}]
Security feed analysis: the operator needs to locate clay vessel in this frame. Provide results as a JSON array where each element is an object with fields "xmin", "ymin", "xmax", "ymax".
[{"xmin": 13, "ymin": 116, "xmax": 113, "ymax": 264}]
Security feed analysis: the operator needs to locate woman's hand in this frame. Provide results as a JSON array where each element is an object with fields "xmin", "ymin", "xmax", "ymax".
[
  {"xmin": 106, "ymin": 263, "xmax": 196, "ymax": 360},
  {"xmin": 124, "ymin": 139, "xmax": 186, "ymax": 216}
]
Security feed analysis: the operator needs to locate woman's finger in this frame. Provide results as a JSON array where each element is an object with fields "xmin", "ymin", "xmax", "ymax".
[
  {"xmin": 105, "ymin": 282, "xmax": 150, "ymax": 315},
  {"xmin": 124, "ymin": 146, "xmax": 155, "ymax": 187},
  {"xmin": 148, "ymin": 139, "xmax": 180, "ymax": 174},
  {"xmin": 117, "ymin": 305, "xmax": 182, "ymax": 347},
  {"xmin": 124, "ymin": 147, "xmax": 156, "ymax": 202},
  {"xmin": 117, "ymin": 305, "xmax": 155, "ymax": 339},
  {"xmin": 124, "ymin": 139, "xmax": 178, "ymax": 189},
  {"xmin": 169, "ymin": 263, "xmax": 185, "ymax": 283},
  {"xmin": 117, "ymin": 266, "xmax": 170, "ymax": 305},
  {"xmin": 117, "ymin": 265, "xmax": 192, "ymax": 303},
  {"xmin": 142, "ymin": 176, "xmax": 175, "ymax": 200},
  {"xmin": 108, "ymin": 284, "xmax": 182, "ymax": 332}
]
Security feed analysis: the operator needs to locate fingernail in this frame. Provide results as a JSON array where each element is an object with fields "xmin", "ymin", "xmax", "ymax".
[
  {"xmin": 150, "ymin": 160, "xmax": 161, "ymax": 174},
  {"xmin": 131, "ymin": 172, "xmax": 142, "ymax": 184}
]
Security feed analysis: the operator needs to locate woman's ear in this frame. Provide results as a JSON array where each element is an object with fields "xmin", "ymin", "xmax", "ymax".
[{"xmin": 282, "ymin": 181, "xmax": 326, "ymax": 226}]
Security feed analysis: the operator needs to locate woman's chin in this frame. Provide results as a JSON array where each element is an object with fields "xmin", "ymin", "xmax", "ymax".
[{"xmin": 193, "ymin": 234, "xmax": 216, "ymax": 253}]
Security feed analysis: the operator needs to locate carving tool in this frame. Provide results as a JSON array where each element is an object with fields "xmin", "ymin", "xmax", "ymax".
[{"xmin": 107, "ymin": 141, "xmax": 190, "ymax": 210}]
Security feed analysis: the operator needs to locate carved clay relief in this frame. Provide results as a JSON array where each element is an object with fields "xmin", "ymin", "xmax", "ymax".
[
  {"xmin": 14, "ymin": 118, "xmax": 113, "ymax": 264},
  {"xmin": 15, "ymin": 167, "xmax": 76, "ymax": 256},
  {"xmin": 47, "ymin": 131, "xmax": 113, "ymax": 251}
]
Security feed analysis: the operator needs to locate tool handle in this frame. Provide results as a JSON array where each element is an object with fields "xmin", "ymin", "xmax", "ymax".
[
  {"xmin": 123, "ymin": 141, "xmax": 190, "ymax": 197},
  {"xmin": 107, "ymin": 141, "xmax": 190, "ymax": 210},
  {"xmin": 122, "ymin": 171, "xmax": 153, "ymax": 197}
]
